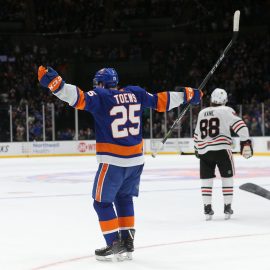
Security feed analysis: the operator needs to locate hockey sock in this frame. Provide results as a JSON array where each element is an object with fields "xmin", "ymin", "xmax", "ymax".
[
  {"xmin": 222, "ymin": 177, "xmax": 233, "ymax": 204},
  {"xmin": 114, "ymin": 195, "xmax": 134, "ymax": 239},
  {"xmin": 93, "ymin": 200, "xmax": 119, "ymax": 246},
  {"xmin": 201, "ymin": 178, "xmax": 214, "ymax": 205}
]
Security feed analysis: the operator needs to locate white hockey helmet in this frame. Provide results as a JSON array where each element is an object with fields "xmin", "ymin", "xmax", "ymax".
[{"xmin": 211, "ymin": 88, "xmax": 228, "ymax": 105}]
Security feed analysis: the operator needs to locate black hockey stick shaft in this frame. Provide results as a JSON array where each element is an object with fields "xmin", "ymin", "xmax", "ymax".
[
  {"xmin": 239, "ymin": 183, "xmax": 270, "ymax": 200},
  {"xmin": 162, "ymin": 35, "xmax": 236, "ymax": 143},
  {"xmin": 151, "ymin": 11, "xmax": 240, "ymax": 157}
]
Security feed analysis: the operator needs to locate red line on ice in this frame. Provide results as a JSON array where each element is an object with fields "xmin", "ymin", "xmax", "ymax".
[{"xmin": 31, "ymin": 232, "xmax": 270, "ymax": 270}]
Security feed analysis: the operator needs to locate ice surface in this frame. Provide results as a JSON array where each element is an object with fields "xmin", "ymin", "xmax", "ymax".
[{"xmin": 1, "ymin": 155, "xmax": 270, "ymax": 270}]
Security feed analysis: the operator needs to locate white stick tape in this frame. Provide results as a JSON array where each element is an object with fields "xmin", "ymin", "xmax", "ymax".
[{"xmin": 233, "ymin": 10, "xmax": 240, "ymax": 32}]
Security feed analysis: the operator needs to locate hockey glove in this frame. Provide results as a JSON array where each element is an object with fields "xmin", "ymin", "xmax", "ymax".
[
  {"xmin": 38, "ymin": 66, "xmax": 64, "ymax": 92},
  {"xmin": 179, "ymin": 87, "xmax": 203, "ymax": 105},
  {"xmin": 240, "ymin": 139, "xmax": 253, "ymax": 159}
]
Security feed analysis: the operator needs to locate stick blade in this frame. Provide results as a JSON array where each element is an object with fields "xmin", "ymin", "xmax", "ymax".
[
  {"xmin": 233, "ymin": 10, "xmax": 240, "ymax": 32},
  {"xmin": 239, "ymin": 183, "xmax": 270, "ymax": 200}
]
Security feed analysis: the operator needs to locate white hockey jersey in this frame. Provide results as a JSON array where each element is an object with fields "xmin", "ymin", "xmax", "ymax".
[{"xmin": 194, "ymin": 105, "xmax": 249, "ymax": 155}]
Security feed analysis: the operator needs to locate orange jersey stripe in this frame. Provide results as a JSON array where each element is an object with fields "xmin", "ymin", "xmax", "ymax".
[
  {"xmin": 95, "ymin": 163, "xmax": 109, "ymax": 202},
  {"xmin": 96, "ymin": 142, "xmax": 143, "ymax": 156},
  {"xmin": 118, "ymin": 216, "xmax": 134, "ymax": 228},
  {"xmin": 157, "ymin": 92, "xmax": 168, "ymax": 112},
  {"xmin": 99, "ymin": 218, "xmax": 119, "ymax": 232},
  {"xmin": 75, "ymin": 88, "xmax": 86, "ymax": 110}
]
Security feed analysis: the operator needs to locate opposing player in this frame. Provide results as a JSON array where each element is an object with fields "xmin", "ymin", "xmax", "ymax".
[
  {"xmin": 38, "ymin": 66, "xmax": 202, "ymax": 261},
  {"xmin": 194, "ymin": 88, "xmax": 253, "ymax": 220}
]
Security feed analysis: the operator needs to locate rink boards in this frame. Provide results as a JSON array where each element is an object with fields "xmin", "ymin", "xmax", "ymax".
[{"xmin": 0, "ymin": 137, "xmax": 270, "ymax": 157}]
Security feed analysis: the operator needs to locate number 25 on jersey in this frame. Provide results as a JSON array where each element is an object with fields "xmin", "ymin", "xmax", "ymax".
[{"xmin": 110, "ymin": 104, "xmax": 141, "ymax": 138}]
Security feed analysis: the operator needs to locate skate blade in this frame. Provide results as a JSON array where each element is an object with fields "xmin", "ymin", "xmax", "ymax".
[
  {"xmin": 96, "ymin": 254, "xmax": 125, "ymax": 262},
  {"xmin": 205, "ymin": 214, "xmax": 213, "ymax": 221},
  {"xmin": 96, "ymin": 252, "xmax": 133, "ymax": 262},
  {"xmin": 225, "ymin": 213, "xmax": 232, "ymax": 220},
  {"xmin": 112, "ymin": 253, "xmax": 125, "ymax": 262},
  {"xmin": 125, "ymin": 252, "xmax": 133, "ymax": 260},
  {"xmin": 114, "ymin": 252, "xmax": 133, "ymax": 261},
  {"xmin": 95, "ymin": 254, "xmax": 114, "ymax": 262}
]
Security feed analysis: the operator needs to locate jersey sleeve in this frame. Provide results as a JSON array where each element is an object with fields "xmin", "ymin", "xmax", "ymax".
[
  {"xmin": 130, "ymin": 86, "xmax": 184, "ymax": 112},
  {"xmin": 52, "ymin": 83, "xmax": 101, "ymax": 113},
  {"xmin": 227, "ymin": 108, "xmax": 250, "ymax": 141}
]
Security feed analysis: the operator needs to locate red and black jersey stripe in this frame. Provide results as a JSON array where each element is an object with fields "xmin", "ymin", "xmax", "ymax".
[
  {"xmin": 195, "ymin": 135, "xmax": 232, "ymax": 150},
  {"xmin": 194, "ymin": 134, "xmax": 232, "ymax": 144},
  {"xmin": 231, "ymin": 120, "xmax": 247, "ymax": 133}
]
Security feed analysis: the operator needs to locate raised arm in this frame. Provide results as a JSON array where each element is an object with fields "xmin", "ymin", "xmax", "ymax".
[
  {"xmin": 38, "ymin": 66, "xmax": 100, "ymax": 112},
  {"xmin": 132, "ymin": 86, "xmax": 202, "ymax": 112}
]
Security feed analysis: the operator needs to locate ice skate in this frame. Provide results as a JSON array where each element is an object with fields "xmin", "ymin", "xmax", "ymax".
[
  {"xmin": 122, "ymin": 229, "xmax": 135, "ymax": 260},
  {"xmin": 224, "ymin": 204, "xmax": 233, "ymax": 220},
  {"xmin": 95, "ymin": 245, "xmax": 114, "ymax": 261},
  {"xmin": 204, "ymin": 204, "xmax": 214, "ymax": 221},
  {"xmin": 95, "ymin": 236, "xmax": 126, "ymax": 262}
]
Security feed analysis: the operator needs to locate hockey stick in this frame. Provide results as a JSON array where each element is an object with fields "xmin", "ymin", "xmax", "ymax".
[
  {"xmin": 151, "ymin": 10, "xmax": 240, "ymax": 158},
  {"xmin": 239, "ymin": 183, "xmax": 270, "ymax": 200}
]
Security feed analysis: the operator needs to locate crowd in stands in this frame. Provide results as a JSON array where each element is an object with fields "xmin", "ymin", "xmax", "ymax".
[
  {"xmin": 1, "ymin": 33, "xmax": 270, "ymax": 141},
  {"xmin": 0, "ymin": 0, "xmax": 270, "ymax": 142},
  {"xmin": 112, "ymin": 0, "xmax": 266, "ymax": 32},
  {"xmin": 0, "ymin": 0, "xmax": 26, "ymax": 22},
  {"xmin": 1, "ymin": 0, "xmax": 267, "ymax": 33},
  {"xmin": 34, "ymin": 0, "xmax": 105, "ymax": 33}
]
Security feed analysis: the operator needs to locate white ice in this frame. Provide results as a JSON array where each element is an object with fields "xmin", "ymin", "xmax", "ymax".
[{"xmin": 1, "ymin": 155, "xmax": 270, "ymax": 270}]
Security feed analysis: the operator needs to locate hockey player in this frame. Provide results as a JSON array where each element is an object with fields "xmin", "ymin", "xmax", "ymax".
[
  {"xmin": 194, "ymin": 88, "xmax": 253, "ymax": 220},
  {"xmin": 38, "ymin": 66, "xmax": 202, "ymax": 261}
]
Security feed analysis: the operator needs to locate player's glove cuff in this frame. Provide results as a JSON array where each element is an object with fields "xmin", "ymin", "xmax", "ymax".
[{"xmin": 38, "ymin": 66, "xmax": 65, "ymax": 92}]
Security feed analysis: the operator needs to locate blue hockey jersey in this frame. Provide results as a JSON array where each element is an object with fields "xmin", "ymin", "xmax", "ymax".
[{"xmin": 53, "ymin": 83, "xmax": 185, "ymax": 166}]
